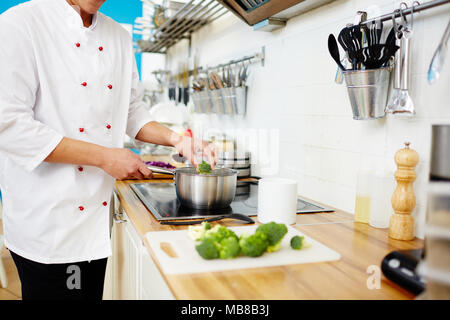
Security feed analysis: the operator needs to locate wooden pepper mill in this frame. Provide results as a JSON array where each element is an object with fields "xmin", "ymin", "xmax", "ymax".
[{"xmin": 389, "ymin": 142, "xmax": 419, "ymax": 240}]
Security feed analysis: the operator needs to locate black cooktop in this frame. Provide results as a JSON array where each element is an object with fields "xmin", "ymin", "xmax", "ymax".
[{"xmin": 130, "ymin": 181, "xmax": 334, "ymax": 221}]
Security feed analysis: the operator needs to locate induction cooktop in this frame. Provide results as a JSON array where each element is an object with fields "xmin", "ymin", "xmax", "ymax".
[{"xmin": 130, "ymin": 181, "xmax": 334, "ymax": 221}]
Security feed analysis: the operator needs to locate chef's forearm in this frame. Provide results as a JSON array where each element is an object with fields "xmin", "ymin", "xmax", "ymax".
[
  {"xmin": 44, "ymin": 137, "xmax": 107, "ymax": 168},
  {"xmin": 135, "ymin": 121, "xmax": 182, "ymax": 148}
]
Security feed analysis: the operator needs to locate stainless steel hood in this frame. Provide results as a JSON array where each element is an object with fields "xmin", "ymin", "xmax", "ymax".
[{"xmin": 218, "ymin": 0, "xmax": 336, "ymax": 27}]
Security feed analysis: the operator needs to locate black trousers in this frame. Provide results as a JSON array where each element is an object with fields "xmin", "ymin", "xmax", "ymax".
[{"xmin": 10, "ymin": 251, "xmax": 107, "ymax": 301}]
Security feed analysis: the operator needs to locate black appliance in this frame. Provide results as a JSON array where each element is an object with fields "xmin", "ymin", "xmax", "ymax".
[{"xmin": 381, "ymin": 249, "xmax": 426, "ymax": 295}]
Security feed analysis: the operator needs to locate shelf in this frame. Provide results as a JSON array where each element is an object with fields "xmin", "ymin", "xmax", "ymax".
[{"xmin": 137, "ymin": 0, "xmax": 228, "ymax": 54}]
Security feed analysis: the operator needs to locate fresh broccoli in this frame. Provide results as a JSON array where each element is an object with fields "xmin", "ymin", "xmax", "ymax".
[
  {"xmin": 195, "ymin": 238, "xmax": 219, "ymax": 260},
  {"xmin": 239, "ymin": 232, "xmax": 269, "ymax": 257},
  {"xmin": 197, "ymin": 161, "xmax": 212, "ymax": 174},
  {"xmin": 218, "ymin": 237, "xmax": 240, "ymax": 259},
  {"xmin": 188, "ymin": 221, "xmax": 211, "ymax": 241},
  {"xmin": 204, "ymin": 224, "xmax": 238, "ymax": 243},
  {"xmin": 290, "ymin": 235, "xmax": 311, "ymax": 250},
  {"xmin": 290, "ymin": 235, "xmax": 304, "ymax": 250},
  {"xmin": 256, "ymin": 222, "xmax": 288, "ymax": 252},
  {"xmin": 193, "ymin": 224, "xmax": 239, "ymax": 260}
]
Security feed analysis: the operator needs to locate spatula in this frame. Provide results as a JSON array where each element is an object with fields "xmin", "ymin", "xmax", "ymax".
[{"xmin": 328, "ymin": 34, "xmax": 346, "ymax": 70}]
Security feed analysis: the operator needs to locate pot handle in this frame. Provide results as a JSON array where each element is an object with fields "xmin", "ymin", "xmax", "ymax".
[{"xmin": 146, "ymin": 165, "xmax": 175, "ymax": 175}]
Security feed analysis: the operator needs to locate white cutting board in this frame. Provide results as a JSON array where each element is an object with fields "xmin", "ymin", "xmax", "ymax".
[{"xmin": 145, "ymin": 226, "xmax": 340, "ymax": 275}]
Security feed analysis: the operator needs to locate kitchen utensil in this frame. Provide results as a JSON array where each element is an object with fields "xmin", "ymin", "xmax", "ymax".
[
  {"xmin": 428, "ymin": 20, "xmax": 450, "ymax": 84},
  {"xmin": 430, "ymin": 125, "xmax": 450, "ymax": 181},
  {"xmin": 389, "ymin": 142, "xmax": 419, "ymax": 241},
  {"xmin": 356, "ymin": 43, "xmax": 399, "ymax": 69},
  {"xmin": 171, "ymin": 153, "xmax": 187, "ymax": 164},
  {"xmin": 239, "ymin": 63, "xmax": 249, "ymax": 87},
  {"xmin": 386, "ymin": 6, "xmax": 415, "ymax": 116},
  {"xmin": 146, "ymin": 165, "xmax": 238, "ymax": 210},
  {"xmin": 145, "ymin": 225, "xmax": 341, "ymax": 275},
  {"xmin": 210, "ymin": 72, "xmax": 223, "ymax": 89},
  {"xmin": 160, "ymin": 213, "xmax": 254, "ymax": 225},
  {"xmin": 328, "ymin": 34, "xmax": 346, "ymax": 70},
  {"xmin": 365, "ymin": 20, "xmax": 383, "ymax": 47},
  {"xmin": 396, "ymin": 28, "xmax": 415, "ymax": 115},
  {"xmin": 258, "ymin": 178, "xmax": 298, "ymax": 225},
  {"xmin": 338, "ymin": 27, "xmax": 359, "ymax": 69},
  {"xmin": 385, "ymin": 29, "xmax": 404, "ymax": 113},
  {"xmin": 343, "ymin": 67, "xmax": 390, "ymax": 120}
]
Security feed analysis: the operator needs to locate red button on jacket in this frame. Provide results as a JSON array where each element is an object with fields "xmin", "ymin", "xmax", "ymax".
[
  {"xmin": 107, "ymin": 84, "xmax": 113, "ymax": 90},
  {"xmin": 102, "ymin": 201, "xmax": 108, "ymax": 206},
  {"xmin": 79, "ymin": 206, "xmax": 84, "ymax": 211},
  {"xmin": 78, "ymin": 166, "xmax": 84, "ymax": 172},
  {"xmin": 79, "ymin": 128, "xmax": 84, "ymax": 133},
  {"xmin": 106, "ymin": 124, "xmax": 111, "ymax": 129},
  {"xmin": 81, "ymin": 82, "xmax": 87, "ymax": 87},
  {"xmin": 99, "ymin": 46, "xmax": 103, "ymax": 51},
  {"xmin": 76, "ymin": 43, "xmax": 81, "ymax": 47}
]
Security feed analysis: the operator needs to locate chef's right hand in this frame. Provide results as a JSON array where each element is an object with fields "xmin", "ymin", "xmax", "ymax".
[{"xmin": 100, "ymin": 148, "xmax": 152, "ymax": 180}]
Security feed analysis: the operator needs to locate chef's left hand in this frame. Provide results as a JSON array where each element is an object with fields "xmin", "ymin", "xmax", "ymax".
[{"xmin": 173, "ymin": 135, "xmax": 218, "ymax": 169}]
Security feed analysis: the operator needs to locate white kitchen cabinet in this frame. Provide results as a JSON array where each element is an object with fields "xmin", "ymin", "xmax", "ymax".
[{"xmin": 103, "ymin": 194, "xmax": 174, "ymax": 300}]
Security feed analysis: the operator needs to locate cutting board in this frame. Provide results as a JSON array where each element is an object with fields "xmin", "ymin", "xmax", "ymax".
[{"xmin": 145, "ymin": 225, "xmax": 341, "ymax": 275}]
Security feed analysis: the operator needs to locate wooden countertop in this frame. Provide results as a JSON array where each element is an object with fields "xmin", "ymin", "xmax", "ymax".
[{"xmin": 115, "ymin": 175, "xmax": 423, "ymax": 300}]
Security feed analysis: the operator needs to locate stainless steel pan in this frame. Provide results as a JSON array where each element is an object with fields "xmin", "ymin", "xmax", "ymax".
[{"xmin": 147, "ymin": 165, "xmax": 238, "ymax": 210}]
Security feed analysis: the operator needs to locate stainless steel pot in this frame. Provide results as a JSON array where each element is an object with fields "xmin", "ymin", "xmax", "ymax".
[{"xmin": 147, "ymin": 165, "xmax": 238, "ymax": 210}]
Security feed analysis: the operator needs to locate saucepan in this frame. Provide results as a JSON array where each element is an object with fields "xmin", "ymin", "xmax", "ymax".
[{"xmin": 147, "ymin": 165, "xmax": 238, "ymax": 210}]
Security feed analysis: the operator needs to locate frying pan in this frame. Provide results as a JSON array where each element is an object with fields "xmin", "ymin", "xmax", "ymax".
[{"xmin": 147, "ymin": 165, "xmax": 238, "ymax": 210}]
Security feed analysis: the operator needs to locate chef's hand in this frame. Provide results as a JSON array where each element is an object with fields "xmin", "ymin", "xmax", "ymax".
[
  {"xmin": 173, "ymin": 136, "xmax": 218, "ymax": 169},
  {"xmin": 100, "ymin": 148, "xmax": 153, "ymax": 180}
]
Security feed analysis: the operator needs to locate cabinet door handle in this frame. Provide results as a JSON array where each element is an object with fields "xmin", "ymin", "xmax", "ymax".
[
  {"xmin": 113, "ymin": 212, "xmax": 127, "ymax": 223},
  {"xmin": 112, "ymin": 189, "xmax": 127, "ymax": 223}
]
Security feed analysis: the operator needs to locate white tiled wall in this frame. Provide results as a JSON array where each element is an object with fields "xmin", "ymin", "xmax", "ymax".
[{"xmin": 155, "ymin": 0, "xmax": 450, "ymax": 238}]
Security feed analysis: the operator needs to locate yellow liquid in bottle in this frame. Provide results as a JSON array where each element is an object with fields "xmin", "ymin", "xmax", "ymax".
[{"xmin": 354, "ymin": 195, "xmax": 371, "ymax": 223}]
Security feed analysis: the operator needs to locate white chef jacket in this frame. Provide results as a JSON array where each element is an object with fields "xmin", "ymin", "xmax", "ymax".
[{"xmin": 0, "ymin": 0, "xmax": 152, "ymax": 263}]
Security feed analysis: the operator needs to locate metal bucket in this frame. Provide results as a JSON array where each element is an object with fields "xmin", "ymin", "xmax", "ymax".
[{"xmin": 343, "ymin": 67, "xmax": 390, "ymax": 120}]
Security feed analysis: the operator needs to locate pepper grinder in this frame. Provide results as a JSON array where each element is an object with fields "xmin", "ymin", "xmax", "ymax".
[{"xmin": 389, "ymin": 142, "xmax": 419, "ymax": 240}]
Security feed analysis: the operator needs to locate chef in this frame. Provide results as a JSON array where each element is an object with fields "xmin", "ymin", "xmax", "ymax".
[{"xmin": 0, "ymin": 0, "xmax": 216, "ymax": 300}]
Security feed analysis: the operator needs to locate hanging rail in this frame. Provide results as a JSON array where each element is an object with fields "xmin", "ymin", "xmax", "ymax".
[
  {"xmin": 202, "ymin": 46, "xmax": 266, "ymax": 72},
  {"xmin": 356, "ymin": 0, "xmax": 450, "ymax": 26}
]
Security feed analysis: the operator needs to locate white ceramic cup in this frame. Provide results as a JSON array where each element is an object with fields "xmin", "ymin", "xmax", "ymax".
[{"xmin": 257, "ymin": 178, "xmax": 298, "ymax": 225}]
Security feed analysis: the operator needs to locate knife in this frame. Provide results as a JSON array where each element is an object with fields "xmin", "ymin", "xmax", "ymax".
[{"xmin": 160, "ymin": 213, "xmax": 255, "ymax": 225}]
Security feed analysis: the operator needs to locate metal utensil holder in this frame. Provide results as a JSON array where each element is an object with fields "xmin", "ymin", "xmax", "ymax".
[
  {"xmin": 209, "ymin": 89, "xmax": 225, "ymax": 114},
  {"xmin": 192, "ymin": 91, "xmax": 204, "ymax": 113},
  {"xmin": 343, "ymin": 67, "xmax": 391, "ymax": 120},
  {"xmin": 192, "ymin": 87, "xmax": 247, "ymax": 115}
]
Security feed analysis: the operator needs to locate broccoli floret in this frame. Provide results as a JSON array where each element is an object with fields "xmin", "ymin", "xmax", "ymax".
[
  {"xmin": 188, "ymin": 221, "xmax": 211, "ymax": 241},
  {"xmin": 204, "ymin": 225, "xmax": 238, "ymax": 243},
  {"xmin": 193, "ymin": 224, "xmax": 240, "ymax": 260},
  {"xmin": 256, "ymin": 222, "xmax": 288, "ymax": 252},
  {"xmin": 290, "ymin": 235, "xmax": 311, "ymax": 250},
  {"xmin": 195, "ymin": 238, "xmax": 219, "ymax": 260},
  {"xmin": 239, "ymin": 232, "xmax": 269, "ymax": 257},
  {"xmin": 218, "ymin": 237, "xmax": 240, "ymax": 259},
  {"xmin": 290, "ymin": 235, "xmax": 304, "ymax": 250},
  {"xmin": 197, "ymin": 161, "xmax": 212, "ymax": 174}
]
